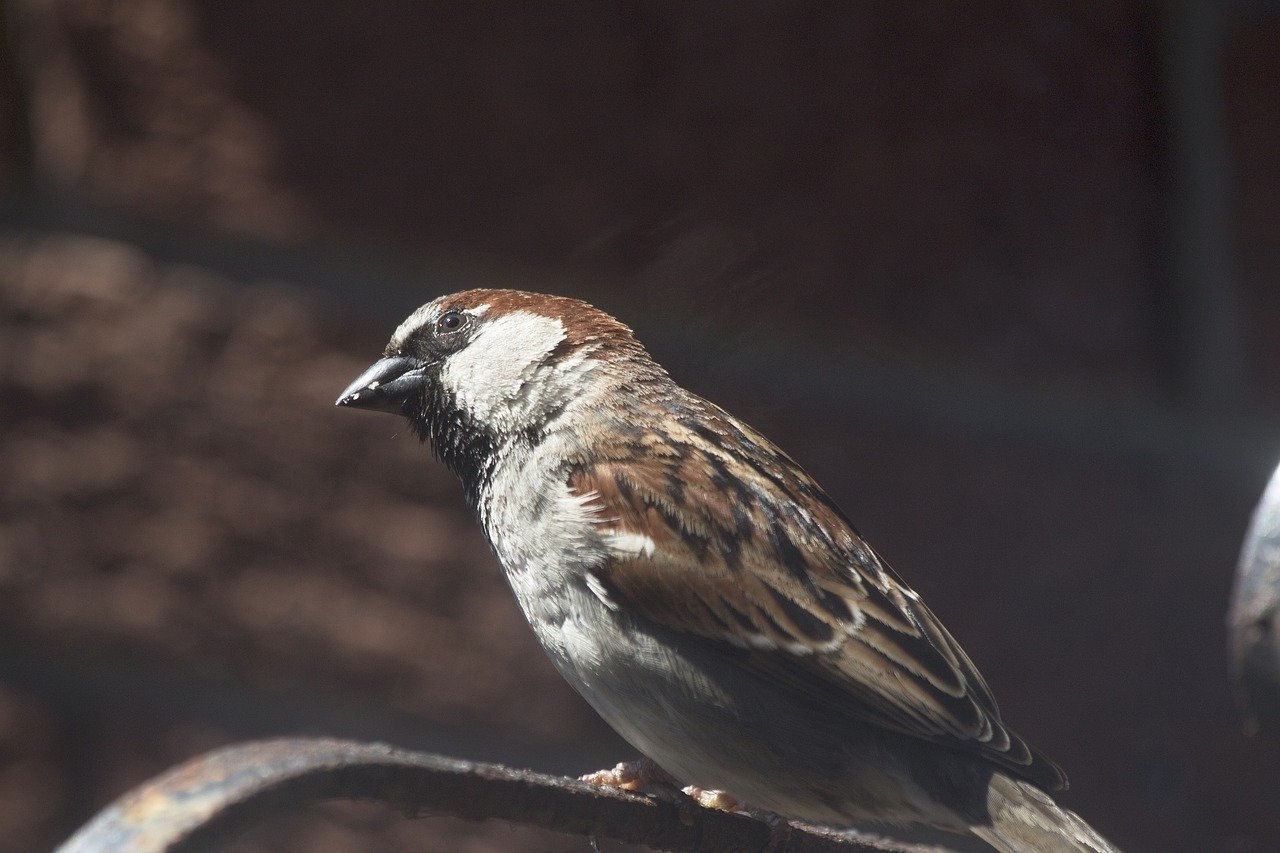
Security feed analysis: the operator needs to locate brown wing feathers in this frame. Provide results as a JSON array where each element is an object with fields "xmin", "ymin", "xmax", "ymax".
[{"xmin": 567, "ymin": 400, "xmax": 1067, "ymax": 792}]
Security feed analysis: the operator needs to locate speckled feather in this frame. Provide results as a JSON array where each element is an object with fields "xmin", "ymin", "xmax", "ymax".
[{"xmin": 564, "ymin": 391, "xmax": 1067, "ymax": 793}]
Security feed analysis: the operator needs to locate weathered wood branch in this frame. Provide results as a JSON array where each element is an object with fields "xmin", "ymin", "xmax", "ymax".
[{"xmin": 56, "ymin": 738, "xmax": 954, "ymax": 852}]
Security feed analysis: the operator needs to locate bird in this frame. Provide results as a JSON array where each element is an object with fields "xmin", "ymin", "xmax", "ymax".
[{"xmin": 336, "ymin": 289, "xmax": 1119, "ymax": 852}]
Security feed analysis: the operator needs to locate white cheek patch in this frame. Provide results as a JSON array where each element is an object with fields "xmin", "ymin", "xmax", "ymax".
[{"xmin": 441, "ymin": 311, "xmax": 567, "ymax": 426}]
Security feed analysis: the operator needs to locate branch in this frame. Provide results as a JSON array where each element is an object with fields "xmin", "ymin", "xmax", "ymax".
[{"xmin": 55, "ymin": 738, "xmax": 954, "ymax": 852}]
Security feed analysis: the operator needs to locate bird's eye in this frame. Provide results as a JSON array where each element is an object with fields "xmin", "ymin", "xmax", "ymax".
[{"xmin": 437, "ymin": 310, "xmax": 465, "ymax": 332}]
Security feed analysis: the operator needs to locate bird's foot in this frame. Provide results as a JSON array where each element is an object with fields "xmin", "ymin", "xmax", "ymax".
[
  {"xmin": 680, "ymin": 786, "xmax": 741, "ymax": 812},
  {"xmin": 580, "ymin": 757, "xmax": 678, "ymax": 793},
  {"xmin": 582, "ymin": 759, "xmax": 707, "ymax": 826},
  {"xmin": 680, "ymin": 788, "xmax": 791, "ymax": 849}
]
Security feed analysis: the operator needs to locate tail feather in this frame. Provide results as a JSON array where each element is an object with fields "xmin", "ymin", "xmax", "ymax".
[{"xmin": 969, "ymin": 774, "xmax": 1121, "ymax": 853}]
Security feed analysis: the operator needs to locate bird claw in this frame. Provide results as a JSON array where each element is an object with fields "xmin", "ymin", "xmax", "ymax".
[
  {"xmin": 584, "ymin": 761, "xmax": 789, "ymax": 837},
  {"xmin": 680, "ymin": 786, "xmax": 792, "ymax": 847},
  {"xmin": 579, "ymin": 757, "xmax": 678, "ymax": 792},
  {"xmin": 680, "ymin": 786, "xmax": 742, "ymax": 812}
]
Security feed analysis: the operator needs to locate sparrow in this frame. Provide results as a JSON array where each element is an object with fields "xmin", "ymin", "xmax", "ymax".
[{"xmin": 337, "ymin": 289, "xmax": 1119, "ymax": 852}]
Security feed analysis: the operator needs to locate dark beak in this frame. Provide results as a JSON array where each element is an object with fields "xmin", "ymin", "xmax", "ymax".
[{"xmin": 335, "ymin": 356, "xmax": 427, "ymax": 414}]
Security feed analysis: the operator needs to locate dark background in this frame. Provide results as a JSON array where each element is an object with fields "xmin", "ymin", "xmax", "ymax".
[{"xmin": 1, "ymin": 2, "xmax": 1278, "ymax": 851}]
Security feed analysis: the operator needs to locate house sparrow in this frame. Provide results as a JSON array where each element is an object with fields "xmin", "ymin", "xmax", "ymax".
[{"xmin": 337, "ymin": 289, "xmax": 1119, "ymax": 852}]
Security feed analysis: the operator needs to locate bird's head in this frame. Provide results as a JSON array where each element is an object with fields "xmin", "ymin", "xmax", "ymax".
[{"xmin": 337, "ymin": 289, "xmax": 661, "ymax": 484}]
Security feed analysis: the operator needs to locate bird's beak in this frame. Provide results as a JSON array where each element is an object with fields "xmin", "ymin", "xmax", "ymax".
[{"xmin": 335, "ymin": 356, "xmax": 427, "ymax": 414}]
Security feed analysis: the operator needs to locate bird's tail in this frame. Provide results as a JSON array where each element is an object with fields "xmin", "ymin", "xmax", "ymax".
[{"xmin": 969, "ymin": 773, "xmax": 1120, "ymax": 853}]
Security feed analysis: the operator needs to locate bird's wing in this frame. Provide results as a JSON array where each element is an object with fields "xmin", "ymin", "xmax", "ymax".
[{"xmin": 566, "ymin": 406, "xmax": 1067, "ymax": 792}]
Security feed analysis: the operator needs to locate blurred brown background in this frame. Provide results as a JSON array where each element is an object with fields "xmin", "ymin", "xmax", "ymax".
[{"xmin": 2, "ymin": 2, "xmax": 1279, "ymax": 851}]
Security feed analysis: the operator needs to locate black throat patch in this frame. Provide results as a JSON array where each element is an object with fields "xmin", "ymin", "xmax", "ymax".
[{"xmin": 409, "ymin": 377, "xmax": 501, "ymax": 510}]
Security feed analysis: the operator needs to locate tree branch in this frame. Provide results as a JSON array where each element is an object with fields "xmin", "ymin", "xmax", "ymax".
[{"xmin": 55, "ymin": 738, "xmax": 954, "ymax": 852}]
